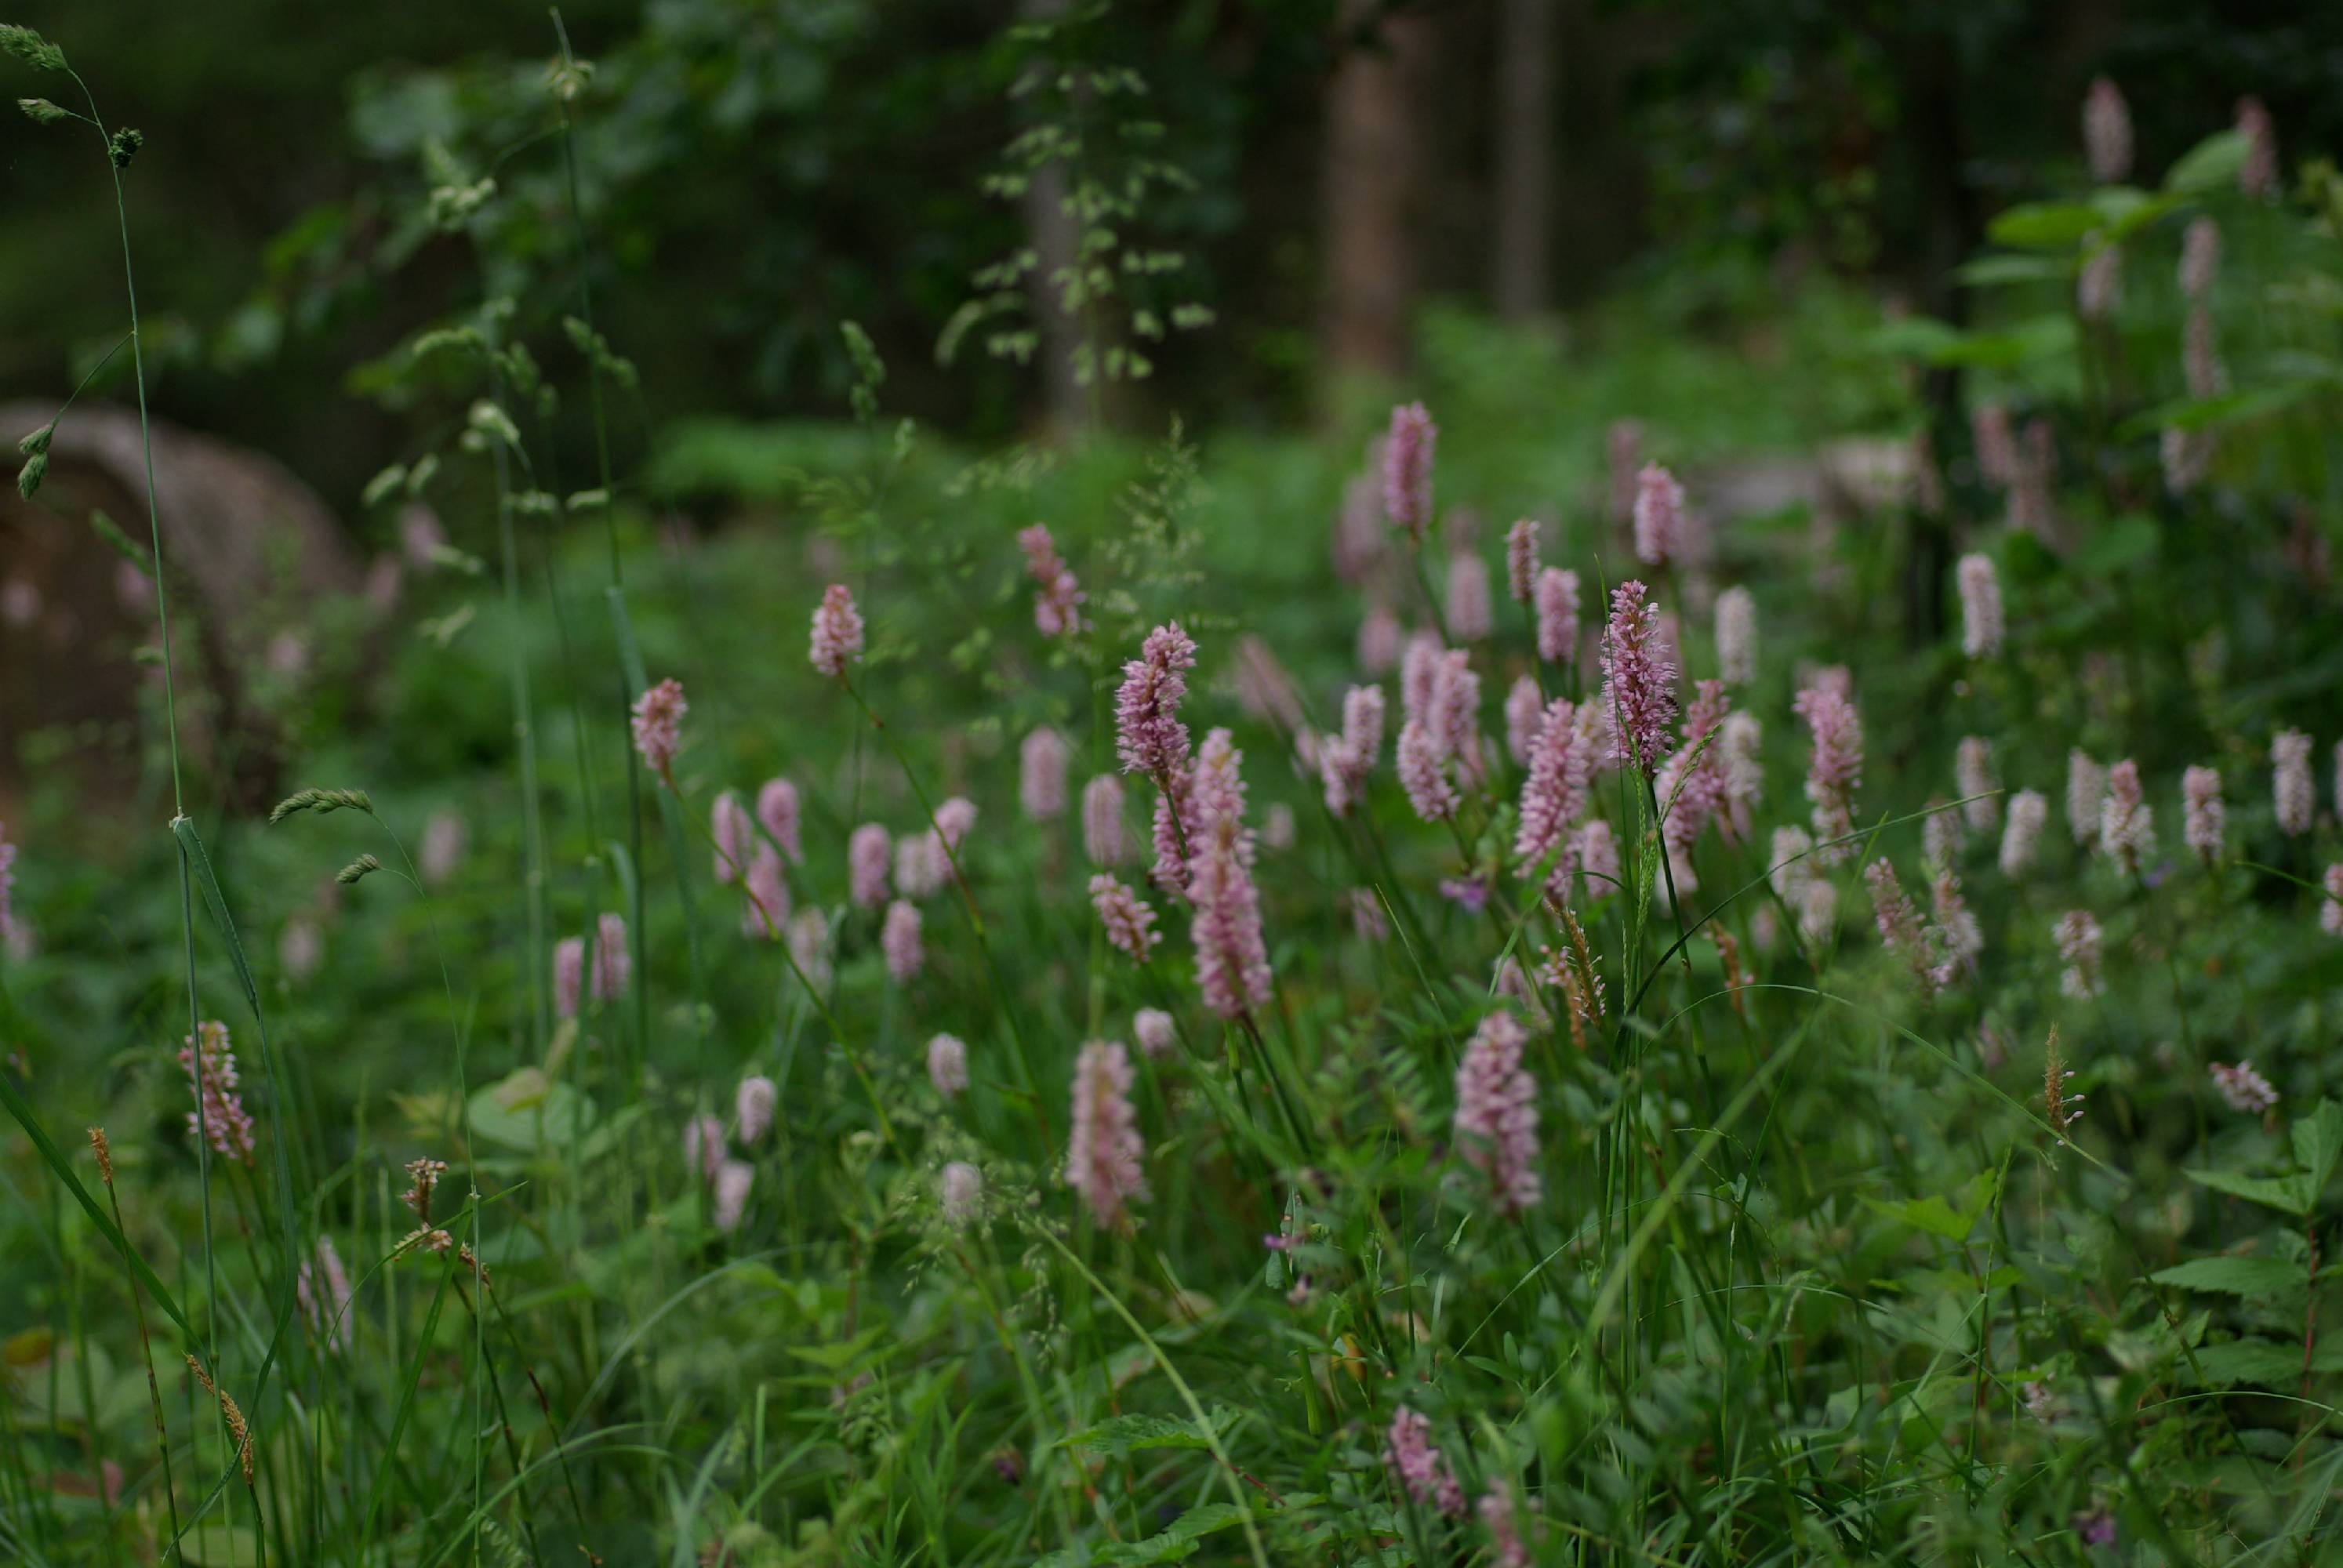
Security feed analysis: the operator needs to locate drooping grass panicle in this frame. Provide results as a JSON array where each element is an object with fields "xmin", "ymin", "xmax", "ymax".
[{"xmin": 267, "ymin": 786, "xmax": 375, "ymax": 826}]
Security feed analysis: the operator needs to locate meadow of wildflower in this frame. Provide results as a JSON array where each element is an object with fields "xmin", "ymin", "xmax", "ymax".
[{"xmin": 7, "ymin": 13, "xmax": 2343, "ymax": 1567}]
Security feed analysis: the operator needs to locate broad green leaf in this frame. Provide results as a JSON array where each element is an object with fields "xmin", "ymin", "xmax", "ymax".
[
  {"xmin": 2166, "ymin": 129, "xmax": 2250, "ymax": 194},
  {"xmin": 1952, "ymin": 254, "xmax": 2066, "ymax": 288},
  {"xmin": 1862, "ymin": 1194, "xmax": 1974, "ymax": 1241},
  {"xmin": 1032, "ymin": 1504, "xmax": 1248, "ymax": 1567},
  {"xmin": 1059, "ymin": 1411, "xmax": 1217, "ymax": 1454},
  {"xmin": 464, "ymin": 1071, "xmax": 593, "ymax": 1152},
  {"xmin": 2186, "ymin": 1167, "xmax": 2313, "ymax": 1216},
  {"xmin": 2076, "ymin": 515, "xmax": 2160, "ymax": 576},
  {"xmin": 2291, "ymin": 1100, "xmax": 2343, "ymax": 1198},
  {"xmin": 1916, "ymin": 314, "xmax": 2076, "ymax": 371},
  {"xmin": 1987, "ymin": 201, "xmax": 2100, "ymax": 251},
  {"xmin": 2152, "ymin": 1256, "xmax": 2308, "ymax": 1299}
]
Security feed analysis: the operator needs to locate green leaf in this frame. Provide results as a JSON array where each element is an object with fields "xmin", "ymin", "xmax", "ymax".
[
  {"xmin": 2075, "ymin": 514, "xmax": 2159, "ymax": 576},
  {"xmin": 2193, "ymin": 1340, "xmax": 2311, "ymax": 1387},
  {"xmin": 1032, "ymin": 1504, "xmax": 1248, "ymax": 1566},
  {"xmin": 1059, "ymin": 1411, "xmax": 1218, "ymax": 1454},
  {"xmin": 2291, "ymin": 1100, "xmax": 2343, "ymax": 1199},
  {"xmin": 2166, "ymin": 129, "xmax": 2250, "ymax": 194},
  {"xmin": 2152, "ymin": 1256, "xmax": 2309, "ymax": 1299},
  {"xmin": 2186, "ymin": 1167, "xmax": 2313, "ymax": 1216},
  {"xmin": 1986, "ymin": 201, "xmax": 2100, "ymax": 251},
  {"xmin": 1952, "ymin": 254, "xmax": 2067, "ymax": 289},
  {"xmin": 464, "ymin": 1070, "xmax": 594, "ymax": 1152}
]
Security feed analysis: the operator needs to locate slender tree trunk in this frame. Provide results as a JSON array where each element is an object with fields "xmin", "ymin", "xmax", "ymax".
[
  {"xmin": 1023, "ymin": 0, "xmax": 1086, "ymax": 437},
  {"xmin": 1492, "ymin": 0, "xmax": 1557, "ymax": 318},
  {"xmin": 1322, "ymin": 0, "xmax": 1434, "ymax": 384},
  {"xmin": 1902, "ymin": 21, "xmax": 1977, "ymax": 647}
]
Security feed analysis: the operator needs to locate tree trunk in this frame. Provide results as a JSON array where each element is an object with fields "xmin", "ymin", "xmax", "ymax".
[
  {"xmin": 1491, "ymin": 0, "xmax": 1557, "ymax": 318},
  {"xmin": 1322, "ymin": 1, "xmax": 1434, "ymax": 383},
  {"xmin": 1022, "ymin": 0, "xmax": 1086, "ymax": 437}
]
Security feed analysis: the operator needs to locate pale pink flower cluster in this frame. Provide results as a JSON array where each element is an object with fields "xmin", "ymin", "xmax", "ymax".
[
  {"xmin": 1504, "ymin": 518, "xmax": 1539, "ymax": 602},
  {"xmin": 2056, "ymin": 910, "xmax": 2104, "ymax": 1000},
  {"xmin": 1319, "ymin": 684, "xmax": 1386, "ymax": 816},
  {"xmin": 2185, "ymin": 306, "xmax": 2227, "ymax": 401},
  {"xmin": 1864, "ymin": 860, "xmax": 1944, "ymax": 1000},
  {"xmin": 1020, "ymin": 727, "xmax": 1070, "ymax": 821},
  {"xmin": 553, "ymin": 937, "xmax": 584, "ymax": 1021},
  {"xmin": 2098, "ymin": 759, "xmax": 2155, "ymax": 875},
  {"xmin": 741, "ymin": 844, "xmax": 789, "ymax": 937},
  {"xmin": 1015, "ymin": 524, "xmax": 1086, "ymax": 637},
  {"xmin": 298, "ymin": 1236, "xmax": 354, "ymax": 1354},
  {"xmin": 1534, "ymin": 567, "xmax": 1578, "ymax": 664},
  {"xmin": 1714, "ymin": 586, "xmax": 1757, "ymax": 684},
  {"xmin": 712, "ymin": 1161, "xmax": 754, "ymax": 1234},
  {"xmin": 1633, "ymin": 462, "xmax": 1686, "ymax": 566},
  {"xmin": 2181, "ymin": 766, "xmax": 2225, "ymax": 864},
  {"xmin": 1972, "ymin": 404, "xmax": 2018, "ymax": 489},
  {"xmin": 1090, "ymin": 873, "xmax": 1161, "ymax": 964},
  {"xmin": 684, "ymin": 1115, "xmax": 726, "ymax": 1184},
  {"xmin": 2065, "ymin": 751, "xmax": 2107, "ymax": 851},
  {"xmin": 420, "ymin": 811, "xmax": 466, "ymax": 887},
  {"xmin": 2083, "ymin": 76, "xmax": 2132, "ymax": 183},
  {"xmin": 2076, "ymin": 236, "xmax": 2122, "ymax": 321},
  {"xmin": 928, "ymin": 1033, "xmax": 968, "ymax": 1098},
  {"xmin": 2323, "ymin": 865, "xmax": 2343, "ymax": 938},
  {"xmin": 1445, "ymin": 553, "xmax": 1492, "ymax": 641},
  {"xmin": 1653, "ymin": 681, "xmax": 1735, "ymax": 889},
  {"xmin": 882, "ymin": 899, "xmax": 923, "ymax": 981},
  {"xmin": 181, "ymin": 1019, "xmax": 257, "ymax": 1163},
  {"xmin": 1397, "ymin": 648, "xmax": 1479, "ymax": 822},
  {"xmin": 1502, "ymin": 675, "xmax": 1543, "ymax": 767},
  {"xmin": 1357, "ymin": 602, "xmax": 1403, "ymax": 673},
  {"xmin": 2273, "ymin": 730, "xmax": 2314, "ymax": 837},
  {"xmin": 1081, "ymin": 775, "xmax": 1126, "ymax": 866},
  {"xmin": 1600, "ymin": 580, "xmax": 1676, "ymax": 775},
  {"xmin": 1333, "ymin": 468, "xmax": 1384, "ymax": 585},
  {"xmin": 2212, "ymin": 1059, "xmax": 2278, "ymax": 1114},
  {"xmin": 590, "ymin": 913, "xmax": 630, "ymax": 1004},
  {"xmin": 787, "ymin": 908, "xmax": 832, "ymax": 991},
  {"xmin": 1066, "ymin": 1040, "xmax": 1147, "ymax": 1228},
  {"xmin": 1793, "ymin": 683, "xmax": 1862, "ymax": 862},
  {"xmin": 736, "ymin": 1076, "xmax": 777, "ymax": 1144},
  {"xmin": 1480, "ymin": 1488, "xmax": 1534, "ymax": 1568},
  {"xmin": 713, "ymin": 792, "xmax": 754, "ymax": 883},
  {"xmin": 757, "ymin": 779, "xmax": 803, "ymax": 863},
  {"xmin": 939, "ymin": 1161, "xmax": 983, "ymax": 1229},
  {"xmin": 2237, "ymin": 96, "xmax": 2278, "ymax": 199},
  {"xmin": 1382, "ymin": 402, "xmax": 1437, "ymax": 543},
  {"xmin": 1956, "ymin": 554, "xmax": 2003, "ymax": 659},
  {"xmin": 2000, "ymin": 789, "xmax": 2047, "ymax": 879},
  {"xmin": 1116, "ymin": 622, "xmax": 1200, "ymax": 887},
  {"xmin": 1956, "ymin": 736, "xmax": 1998, "ymax": 833},
  {"xmin": 1383, "ymin": 1406, "xmax": 1464, "ymax": 1517},
  {"xmin": 2163, "ymin": 428, "xmax": 2212, "ymax": 495},
  {"xmin": 808, "ymin": 583, "xmax": 864, "ymax": 680},
  {"xmin": 1453, "ymin": 1010, "xmax": 1541, "ymax": 1214},
  {"xmin": 2180, "ymin": 217, "xmax": 2221, "ymax": 300},
  {"xmin": 1135, "ymin": 1007, "xmax": 1177, "ymax": 1059},
  {"xmin": 630, "ymin": 678, "xmax": 687, "ymax": 779},
  {"xmin": 1189, "ymin": 730, "xmax": 1273, "ymax": 1018},
  {"xmin": 848, "ymin": 824, "xmax": 892, "ymax": 907}
]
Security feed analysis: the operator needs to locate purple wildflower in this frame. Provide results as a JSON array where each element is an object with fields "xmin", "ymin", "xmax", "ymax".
[
  {"xmin": 1454, "ymin": 1010, "xmax": 1541, "ymax": 1214},
  {"xmin": 1600, "ymin": 580, "xmax": 1676, "ymax": 775},
  {"xmin": 1066, "ymin": 1040, "xmax": 1147, "ymax": 1228}
]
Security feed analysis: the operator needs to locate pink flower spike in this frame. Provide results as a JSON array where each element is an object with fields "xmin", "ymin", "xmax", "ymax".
[
  {"xmin": 1445, "ymin": 552, "xmax": 1492, "ymax": 641},
  {"xmin": 630, "ymin": 678, "xmax": 686, "ymax": 779},
  {"xmin": 1020, "ymin": 726, "xmax": 1070, "ymax": 821},
  {"xmin": 1090, "ymin": 873, "xmax": 1161, "ymax": 964},
  {"xmin": 712, "ymin": 791, "xmax": 752, "ymax": 883},
  {"xmin": 552, "ymin": 937, "xmax": 584, "ymax": 1022},
  {"xmin": 1114, "ymin": 622, "xmax": 1198, "ymax": 783},
  {"xmin": 1793, "ymin": 682, "xmax": 1862, "ymax": 862},
  {"xmin": 712, "ymin": 1160, "xmax": 753, "ymax": 1234},
  {"xmin": 1454, "ymin": 1010, "xmax": 1542, "ymax": 1215},
  {"xmin": 1504, "ymin": 518, "xmax": 1539, "ymax": 602},
  {"xmin": 589, "ymin": 913, "xmax": 630, "ymax": 1004},
  {"xmin": 1383, "ymin": 1407, "xmax": 1465, "ymax": 1518},
  {"xmin": 928, "ymin": 1033, "xmax": 969, "ymax": 1098},
  {"xmin": 180, "ymin": 1019, "xmax": 256, "ymax": 1164},
  {"xmin": 881, "ymin": 899, "xmax": 924, "ymax": 982},
  {"xmin": 939, "ymin": 1161, "xmax": 983, "ymax": 1228},
  {"xmin": 1081, "ymin": 775, "xmax": 1127, "ymax": 866},
  {"xmin": 2323, "ymin": 865, "xmax": 2343, "ymax": 938},
  {"xmin": 683, "ymin": 1115, "xmax": 725, "ymax": 1185},
  {"xmin": 756, "ymin": 779, "xmax": 804, "ymax": 863},
  {"xmin": 2083, "ymin": 76, "xmax": 2132, "ymax": 183},
  {"xmin": 809, "ymin": 583, "xmax": 865, "ymax": 680},
  {"xmin": 2182, "ymin": 765, "xmax": 2225, "ymax": 865},
  {"xmin": 1016, "ymin": 524, "xmax": 1087, "ymax": 637},
  {"xmin": 2212, "ymin": 1059, "xmax": 2277, "ymax": 1114},
  {"xmin": 2274, "ymin": 730, "xmax": 2314, "ymax": 837},
  {"xmin": 848, "ymin": 824, "xmax": 892, "ymax": 908},
  {"xmin": 736, "ymin": 1076, "xmax": 777, "ymax": 1145},
  {"xmin": 1382, "ymin": 402, "xmax": 1437, "ymax": 543},
  {"xmin": 1066, "ymin": 1040, "xmax": 1148, "ymax": 1228},
  {"xmin": 1600, "ymin": 580, "xmax": 1676, "ymax": 776},
  {"xmin": 1633, "ymin": 462, "xmax": 1686, "ymax": 567},
  {"xmin": 741, "ymin": 845, "xmax": 789, "ymax": 938},
  {"xmin": 2098, "ymin": 759, "xmax": 2155, "ymax": 875},
  {"xmin": 1534, "ymin": 566, "xmax": 1579, "ymax": 664}
]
